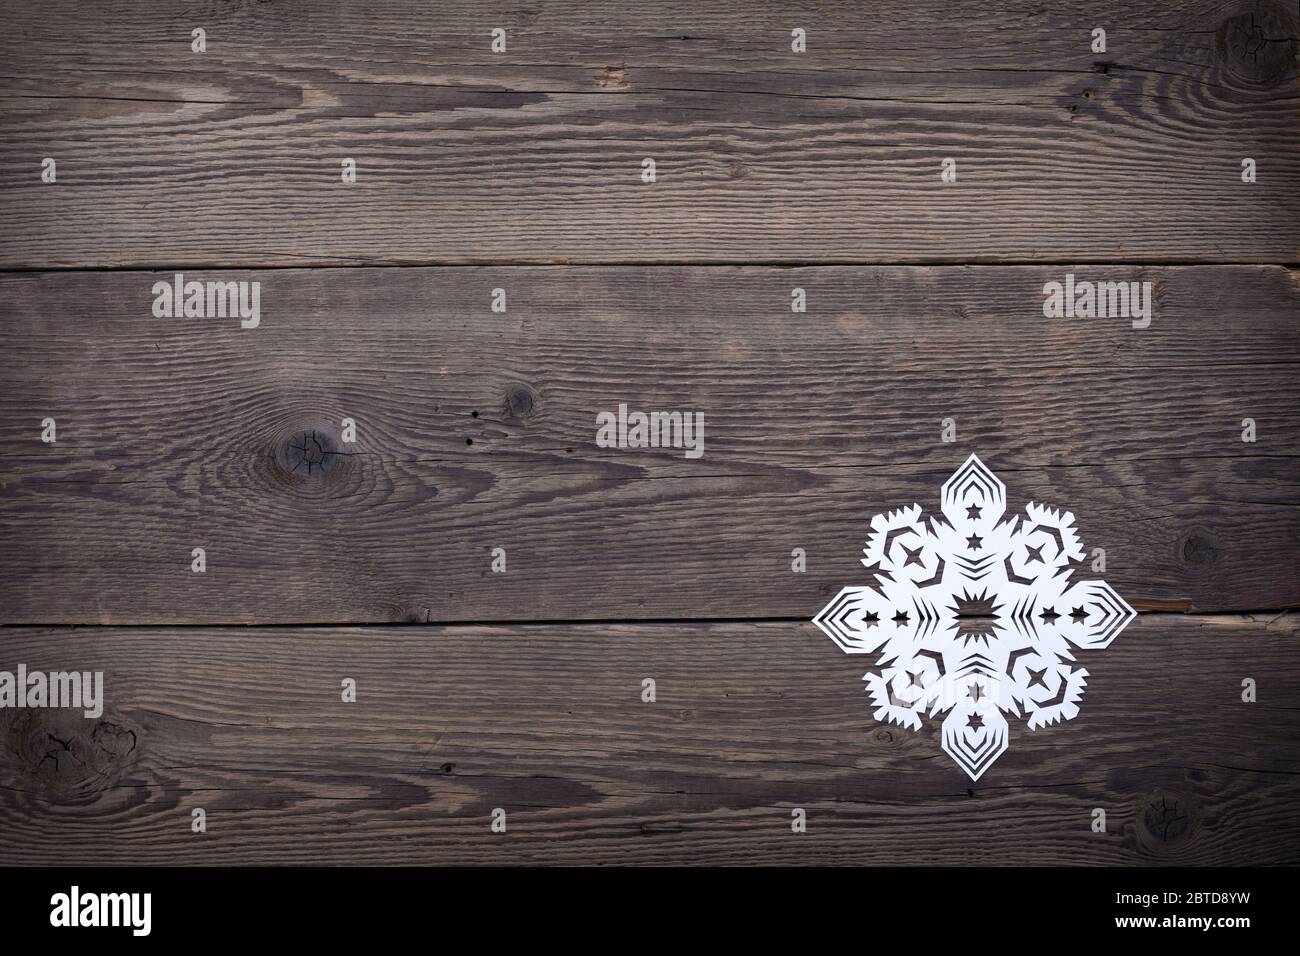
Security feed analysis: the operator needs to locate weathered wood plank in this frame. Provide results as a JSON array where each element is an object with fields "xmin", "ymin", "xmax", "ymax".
[
  {"xmin": 1, "ymin": 0, "xmax": 1296, "ymax": 266},
  {"xmin": 0, "ymin": 615, "xmax": 1295, "ymax": 865},
  {"xmin": 1, "ymin": 265, "xmax": 1297, "ymax": 623}
]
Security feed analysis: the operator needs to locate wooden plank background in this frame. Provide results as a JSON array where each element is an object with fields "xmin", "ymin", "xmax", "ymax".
[
  {"xmin": 1, "ymin": 615, "xmax": 1296, "ymax": 865},
  {"xmin": 1, "ymin": 265, "xmax": 1297, "ymax": 623},
  {"xmin": 0, "ymin": 0, "xmax": 1297, "ymax": 866},
  {"xmin": 1, "ymin": 0, "xmax": 1297, "ymax": 266}
]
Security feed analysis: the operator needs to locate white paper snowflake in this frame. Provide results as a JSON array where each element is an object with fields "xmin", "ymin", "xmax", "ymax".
[{"xmin": 813, "ymin": 454, "xmax": 1136, "ymax": 780}]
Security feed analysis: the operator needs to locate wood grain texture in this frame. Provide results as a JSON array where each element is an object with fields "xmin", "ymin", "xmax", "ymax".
[
  {"xmin": 1, "ymin": 265, "xmax": 1297, "ymax": 624},
  {"xmin": 0, "ymin": 615, "xmax": 1295, "ymax": 865},
  {"xmin": 1, "ymin": 0, "xmax": 1296, "ymax": 267},
  {"xmin": 1, "ymin": 0, "xmax": 1297, "ymax": 872}
]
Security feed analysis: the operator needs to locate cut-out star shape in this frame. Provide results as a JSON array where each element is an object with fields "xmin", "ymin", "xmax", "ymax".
[
  {"xmin": 967, "ymin": 682, "xmax": 985, "ymax": 703},
  {"xmin": 1070, "ymin": 606, "xmax": 1088, "ymax": 623},
  {"xmin": 966, "ymin": 505, "xmax": 982, "ymax": 519},
  {"xmin": 906, "ymin": 670, "xmax": 924, "ymax": 688},
  {"xmin": 1026, "ymin": 666, "xmax": 1049, "ymax": 689},
  {"xmin": 1039, "ymin": 606, "xmax": 1060, "ymax": 624},
  {"xmin": 892, "ymin": 609, "xmax": 910, "ymax": 626},
  {"xmin": 966, "ymin": 713, "xmax": 984, "ymax": 730},
  {"xmin": 901, "ymin": 544, "xmax": 924, "ymax": 568},
  {"xmin": 965, "ymin": 534, "xmax": 982, "ymax": 551},
  {"xmin": 1025, "ymin": 543, "xmax": 1045, "ymax": 564}
]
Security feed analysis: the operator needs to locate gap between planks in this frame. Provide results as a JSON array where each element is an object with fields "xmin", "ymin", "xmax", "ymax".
[
  {"xmin": 3, "ymin": 260, "xmax": 1298, "ymax": 273},
  {"xmin": 0, "ymin": 610, "xmax": 1293, "ymax": 631}
]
